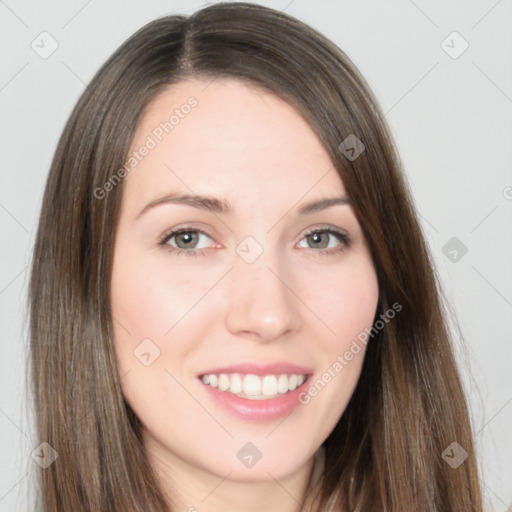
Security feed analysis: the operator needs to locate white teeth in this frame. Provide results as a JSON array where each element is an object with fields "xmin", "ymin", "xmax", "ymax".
[
  {"xmin": 277, "ymin": 374, "xmax": 289, "ymax": 394},
  {"xmin": 261, "ymin": 375, "xmax": 277, "ymax": 396},
  {"xmin": 243, "ymin": 374, "xmax": 261, "ymax": 395},
  {"xmin": 218, "ymin": 374, "xmax": 230, "ymax": 391},
  {"xmin": 201, "ymin": 372, "xmax": 308, "ymax": 398},
  {"xmin": 229, "ymin": 373, "xmax": 243, "ymax": 394}
]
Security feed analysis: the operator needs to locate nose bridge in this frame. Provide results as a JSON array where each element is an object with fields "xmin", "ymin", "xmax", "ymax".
[{"xmin": 224, "ymin": 239, "xmax": 301, "ymax": 341}]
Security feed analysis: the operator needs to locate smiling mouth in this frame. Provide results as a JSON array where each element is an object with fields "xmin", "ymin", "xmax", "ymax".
[{"xmin": 199, "ymin": 372, "xmax": 309, "ymax": 399}]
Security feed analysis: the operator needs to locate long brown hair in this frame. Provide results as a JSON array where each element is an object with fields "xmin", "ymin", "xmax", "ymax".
[{"xmin": 28, "ymin": 2, "xmax": 483, "ymax": 510}]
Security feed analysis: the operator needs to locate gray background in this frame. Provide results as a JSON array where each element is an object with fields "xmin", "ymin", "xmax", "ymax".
[{"xmin": 1, "ymin": 0, "xmax": 511, "ymax": 510}]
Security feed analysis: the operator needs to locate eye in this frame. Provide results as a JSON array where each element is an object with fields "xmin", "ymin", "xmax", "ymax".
[
  {"xmin": 297, "ymin": 226, "xmax": 352, "ymax": 255},
  {"xmin": 158, "ymin": 227, "xmax": 214, "ymax": 257},
  {"xmin": 158, "ymin": 225, "xmax": 352, "ymax": 258}
]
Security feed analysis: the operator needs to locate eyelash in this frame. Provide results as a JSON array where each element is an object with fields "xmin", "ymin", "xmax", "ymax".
[{"xmin": 158, "ymin": 225, "xmax": 352, "ymax": 258}]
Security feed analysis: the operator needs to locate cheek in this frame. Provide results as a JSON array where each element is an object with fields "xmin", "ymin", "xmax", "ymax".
[
  {"xmin": 110, "ymin": 247, "xmax": 215, "ymax": 430},
  {"xmin": 290, "ymin": 256, "xmax": 379, "ymax": 450},
  {"xmin": 110, "ymin": 244, "xmax": 220, "ymax": 347},
  {"xmin": 109, "ymin": 245, "xmax": 211, "ymax": 410},
  {"xmin": 303, "ymin": 254, "xmax": 379, "ymax": 351}
]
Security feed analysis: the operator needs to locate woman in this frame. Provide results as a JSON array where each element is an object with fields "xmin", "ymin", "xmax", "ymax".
[{"xmin": 28, "ymin": 2, "xmax": 484, "ymax": 510}]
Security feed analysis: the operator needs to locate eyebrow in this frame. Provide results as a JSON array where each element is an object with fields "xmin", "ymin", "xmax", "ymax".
[{"xmin": 135, "ymin": 192, "xmax": 351, "ymax": 220}]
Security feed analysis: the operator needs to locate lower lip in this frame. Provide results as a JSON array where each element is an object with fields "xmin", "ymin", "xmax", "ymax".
[{"xmin": 198, "ymin": 376, "xmax": 312, "ymax": 422}]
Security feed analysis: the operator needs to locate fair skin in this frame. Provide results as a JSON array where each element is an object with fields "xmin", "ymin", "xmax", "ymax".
[{"xmin": 111, "ymin": 78, "xmax": 379, "ymax": 512}]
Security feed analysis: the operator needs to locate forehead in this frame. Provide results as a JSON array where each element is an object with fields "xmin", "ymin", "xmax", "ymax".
[{"xmin": 124, "ymin": 78, "xmax": 345, "ymax": 209}]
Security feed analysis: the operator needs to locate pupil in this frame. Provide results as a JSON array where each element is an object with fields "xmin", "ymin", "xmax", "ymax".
[
  {"xmin": 310, "ymin": 232, "xmax": 327, "ymax": 249},
  {"xmin": 178, "ymin": 232, "xmax": 197, "ymax": 248}
]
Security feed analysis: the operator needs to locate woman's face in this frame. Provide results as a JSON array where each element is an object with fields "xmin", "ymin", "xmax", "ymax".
[{"xmin": 111, "ymin": 78, "xmax": 379, "ymax": 483}]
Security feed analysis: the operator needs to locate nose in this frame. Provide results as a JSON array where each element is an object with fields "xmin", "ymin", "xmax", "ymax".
[{"xmin": 224, "ymin": 249, "xmax": 302, "ymax": 343}]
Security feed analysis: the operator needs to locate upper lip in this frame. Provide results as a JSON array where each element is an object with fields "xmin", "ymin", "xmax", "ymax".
[{"xmin": 198, "ymin": 362, "xmax": 314, "ymax": 377}]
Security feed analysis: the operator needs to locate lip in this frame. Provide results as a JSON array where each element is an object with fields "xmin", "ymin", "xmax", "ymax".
[
  {"xmin": 199, "ymin": 378, "xmax": 311, "ymax": 421},
  {"xmin": 197, "ymin": 363, "xmax": 314, "ymax": 422},
  {"xmin": 197, "ymin": 361, "xmax": 313, "ymax": 377}
]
